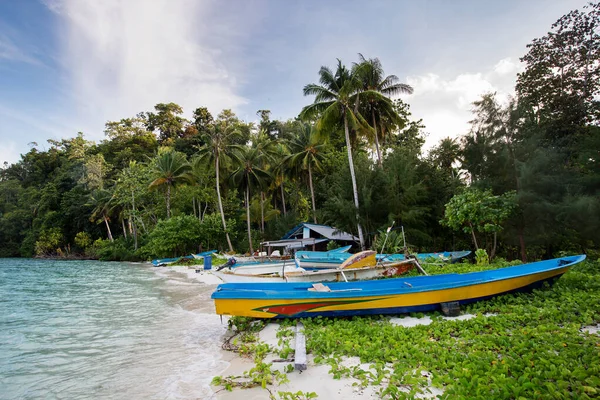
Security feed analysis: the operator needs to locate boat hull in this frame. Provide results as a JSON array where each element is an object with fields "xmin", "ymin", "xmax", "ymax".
[{"xmin": 212, "ymin": 255, "xmax": 585, "ymax": 319}]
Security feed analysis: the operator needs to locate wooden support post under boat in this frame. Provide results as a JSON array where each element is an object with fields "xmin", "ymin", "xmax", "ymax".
[
  {"xmin": 441, "ymin": 301, "xmax": 460, "ymax": 317},
  {"xmin": 294, "ymin": 321, "xmax": 307, "ymax": 371},
  {"xmin": 411, "ymin": 256, "xmax": 429, "ymax": 276}
]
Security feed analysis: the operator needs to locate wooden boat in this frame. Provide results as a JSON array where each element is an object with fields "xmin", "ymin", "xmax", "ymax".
[
  {"xmin": 217, "ymin": 247, "xmax": 352, "ymax": 275},
  {"xmin": 211, "ymin": 255, "xmax": 586, "ymax": 319},
  {"xmin": 212, "ymin": 251, "xmax": 415, "ymax": 283},
  {"xmin": 296, "ymin": 250, "xmax": 471, "ymax": 269},
  {"xmin": 227, "ymin": 246, "xmax": 352, "ymax": 267},
  {"xmin": 152, "ymin": 250, "xmax": 216, "ymax": 267}
]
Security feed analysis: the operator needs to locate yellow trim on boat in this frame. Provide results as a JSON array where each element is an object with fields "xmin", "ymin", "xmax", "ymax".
[{"xmin": 214, "ymin": 266, "xmax": 569, "ymax": 318}]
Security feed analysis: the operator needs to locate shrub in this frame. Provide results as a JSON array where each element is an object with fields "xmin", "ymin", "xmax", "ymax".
[
  {"xmin": 475, "ymin": 248, "xmax": 489, "ymax": 265},
  {"xmin": 142, "ymin": 215, "xmax": 203, "ymax": 258}
]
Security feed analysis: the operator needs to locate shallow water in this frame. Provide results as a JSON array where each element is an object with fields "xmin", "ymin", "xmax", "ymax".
[{"xmin": 0, "ymin": 259, "xmax": 227, "ymax": 400}]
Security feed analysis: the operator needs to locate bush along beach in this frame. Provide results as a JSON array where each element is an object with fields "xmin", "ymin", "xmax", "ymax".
[{"xmin": 212, "ymin": 258, "xmax": 600, "ymax": 399}]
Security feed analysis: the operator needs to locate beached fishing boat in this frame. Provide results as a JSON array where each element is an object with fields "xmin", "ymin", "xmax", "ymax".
[
  {"xmin": 211, "ymin": 255, "xmax": 586, "ymax": 319},
  {"xmin": 216, "ymin": 247, "xmax": 354, "ymax": 275},
  {"xmin": 212, "ymin": 251, "xmax": 415, "ymax": 283},
  {"xmin": 295, "ymin": 250, "xmax": 471, "ymax": 269},
  {"xmin": 152, "ymin": 250, "xmax": 216, "ymax": 267}
]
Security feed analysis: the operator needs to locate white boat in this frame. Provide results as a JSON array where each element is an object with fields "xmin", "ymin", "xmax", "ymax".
[{"xmin": 211, "ymin": 251, "xmax": 415, "ymax": 283}]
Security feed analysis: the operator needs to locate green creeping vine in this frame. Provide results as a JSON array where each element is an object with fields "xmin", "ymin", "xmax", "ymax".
[
  {"xmin": 303, "ymin": 259, "xmax": 600, "ymax": 399},
  {"xmin": 213, "ymin": 317, "xmax": 318, "ymax": 399}
]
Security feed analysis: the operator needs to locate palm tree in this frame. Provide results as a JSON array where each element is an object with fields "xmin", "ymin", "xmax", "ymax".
[
  {"xmin": 430, "ymin": 137, "xmax": 461, "ymax": 179},
  {"xmin": 197, "ymin": 124, "xmax": 239, "ymax": 253},
  {"xmin": 285, "ymin": 123, "xmax": 324, "ymax": 223},
  {"xmin": 149, "ymin": 150, "xmax": 192, "ymax": 218},
  {"xmin": 354, "ymin": 54, "xmax": 413, "ymax": 166},
  {"xmin": 271, "ymin": 142, "xmax": 290, "ymax": 217},
  {"xmin": 252, "ymin": 131, "xmax": 279, "ymax": 233},
  {"xmin": 88, "ymin": 189, "xmax": 114, "ymax": 241},
  {"xmin": 299, "ymin": 59, "xmax": 377, "ymax": 249},
  {"xmin": 229, "ymin": 146, "xmax": 271, "ymax": 253}
]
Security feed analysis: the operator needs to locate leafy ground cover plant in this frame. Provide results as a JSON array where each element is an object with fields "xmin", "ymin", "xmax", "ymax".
[{"xmin": 303, "ymin": 259, "xmax": 600, "ymax": 398}]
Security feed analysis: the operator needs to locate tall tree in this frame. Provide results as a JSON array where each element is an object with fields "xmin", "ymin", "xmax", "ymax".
[
  {"xmin": 146, "ymin": 103, "xmax": 186, "ymax": 144},
  {"xmin": 88, "ymin": 189, "xmax": 114, "ymax": 242},
  {"xmin": 285, "ymin": 123, "xmax": 324, "ymax": 223},
  {"xmin": 300, "ymin": 59, "xmax": 382, "ymax": 249},
  {"xmin": 516, "ymin": 2, "xmax": 600, "ymax": 132},
  {"xmin": 229, "ymin": 146, "xmax": 271, "ymax": 253},
  {"xmin": 196, "ymin": 123, "xmax": 238, "ymax": 253},
  {"xmin": 354, "ymin": 54, "xmax": 413, "ymax": 166},
  {"xmin": 149, "ymin": 150, "xmax": 192, "ymax": 218}
]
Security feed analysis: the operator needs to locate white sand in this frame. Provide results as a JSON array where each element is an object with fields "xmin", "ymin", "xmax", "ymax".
[
  {"xmin": 581, "ymin": 324, "xmax": 599, "ymax": 335},
  {"xmin": 214, "ymin": 320, "xmax": 450, "ymax": 400},
  {"xmin": 389, "ymin": 313, "xmax": 497, "ymax": 327}
]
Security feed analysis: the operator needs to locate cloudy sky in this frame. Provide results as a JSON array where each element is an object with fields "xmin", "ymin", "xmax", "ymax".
[{"xmin": 0, "ymin": 0, "xmax": 590, "ymax": 165}]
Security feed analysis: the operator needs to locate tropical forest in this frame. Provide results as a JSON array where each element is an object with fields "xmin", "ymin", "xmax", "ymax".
[{"xmin": 0, "ymin": 3, "xmax": 598, "ymax": 263}]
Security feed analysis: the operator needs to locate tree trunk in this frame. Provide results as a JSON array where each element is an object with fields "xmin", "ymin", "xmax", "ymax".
[
  {"xmin": 246, "ymin": 184, "xmax": 254, "ymax": 254},
  {"xmin": 197, "ymin": 199, "xmax": 202, "ymax": 221},
  {"xmin": 122, "ymin": 218, "xmax": 127, "ymax": 238},
  {"xmin": 372, "ymin": 109, "xmax": 382, "ymax": 167},
  {"xmin": 132, "ymin": 219, "xmax": 138, "ymax": 250},
  {"xmin": 280, "ymin": 179, "xmax": 287, "ymax": 216},
  {"xmin": 139, "ymin": 216, "xmax": 147, "ymax": 234},
  {"xmin": 308, "ymin": 163, "xmax": 317, "ymax": 223},
  {"xmin": 468, "ymin": 222, "xmax": 479, "ymax": 249},
  {"xmin": 490, "ymin": 231, "xmax": 497, "ymax": 261},
  {"xmin": 166, "ymin": 184, "xmax": 171, "ymax": 219},
  {"xmin": 260, "ymin": 192, "xmax": 265, "ymax": 233},
  {"xmin": 131, "ymin": 189, "xmax": 138, "ymax": 250},
  {"xmin": 103, "ymin": 215, "xmax": 114, "ymax": 242},
  {"xmin": 519, "ymin": 226, "xmax": 527, "ymax": 262},
  {"xmin": 215, "ymin": 154, "xmax": 234, "ymax": 253},
  {"xmin": 192, "ymin": 196, "xmax": 197, "ymax": 218},
  {"xmin": 343, "ymin": 111, "xmax": 365, "ymax": 250}
]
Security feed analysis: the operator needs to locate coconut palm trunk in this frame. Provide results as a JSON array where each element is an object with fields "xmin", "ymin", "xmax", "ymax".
[
  {"xmin": 166, "ymin": 184, "xmax": 171, "ymax": 218},
  {"xmin": 280, "ymin": 179, "xmax": 287, "ymax": 216},
  {"xmin": 215, "ymin": 155, "xmax": 234, "ymax": 253},
  {"xmin": 103, "ymin": 215, "xmax": 113, "ymax": 242},
  {"xmin": 372, "ymin": 109, "xmax": 383, "ymax": 166},
  {"xmin": 245, "ymin": 183, "xmax": 254, "ymax": 253},
  {"xmin": 343, "ymin": 111, "xmax": 366, "ymax": 250},
  {"xmin": 260, "ymin": 192, "xmax": 265, "ymax": 233},
  {"xmin": 308, "ymin": 163, "xmax": 317, "ymax": 224}
]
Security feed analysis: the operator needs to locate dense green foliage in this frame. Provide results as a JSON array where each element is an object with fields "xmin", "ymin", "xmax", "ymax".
[
  {"xmin": 303, "ymin": 259, "xmax": 600, "ymax": 399},
  {"xmin": 0, "ymin": 3, "xmax": 598, "ymax": 260}
]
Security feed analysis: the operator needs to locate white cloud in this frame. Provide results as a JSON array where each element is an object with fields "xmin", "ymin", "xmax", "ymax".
[
  {"xmin": 402, "ymin": 57, "xmax": 523, "ymax": 152},
  {"xmin": 46, "ymin": 0, "xmax": 247, "ymax": 139},
  {"xmin": 493, "ymin": 57, "xmax": 520, "ymax": 76},
  {"xmin": 0, "ymin": 140, "xmax": 17, "ymax": 166}
]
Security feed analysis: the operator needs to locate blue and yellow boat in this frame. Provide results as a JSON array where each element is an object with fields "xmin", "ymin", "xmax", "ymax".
[{"xmin": 211, "ymin": 255, "xmax": 585, "ymax": 319}]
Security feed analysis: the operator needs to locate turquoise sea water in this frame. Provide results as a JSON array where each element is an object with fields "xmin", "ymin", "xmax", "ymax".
[{"xmin": 0, "ymin": 259, "xmax": 227, "ymax": 399}]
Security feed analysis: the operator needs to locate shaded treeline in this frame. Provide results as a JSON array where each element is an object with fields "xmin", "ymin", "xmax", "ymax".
[{"xmin": 0, "ymin": 3, "xmax": 598, "ymax": 260}]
